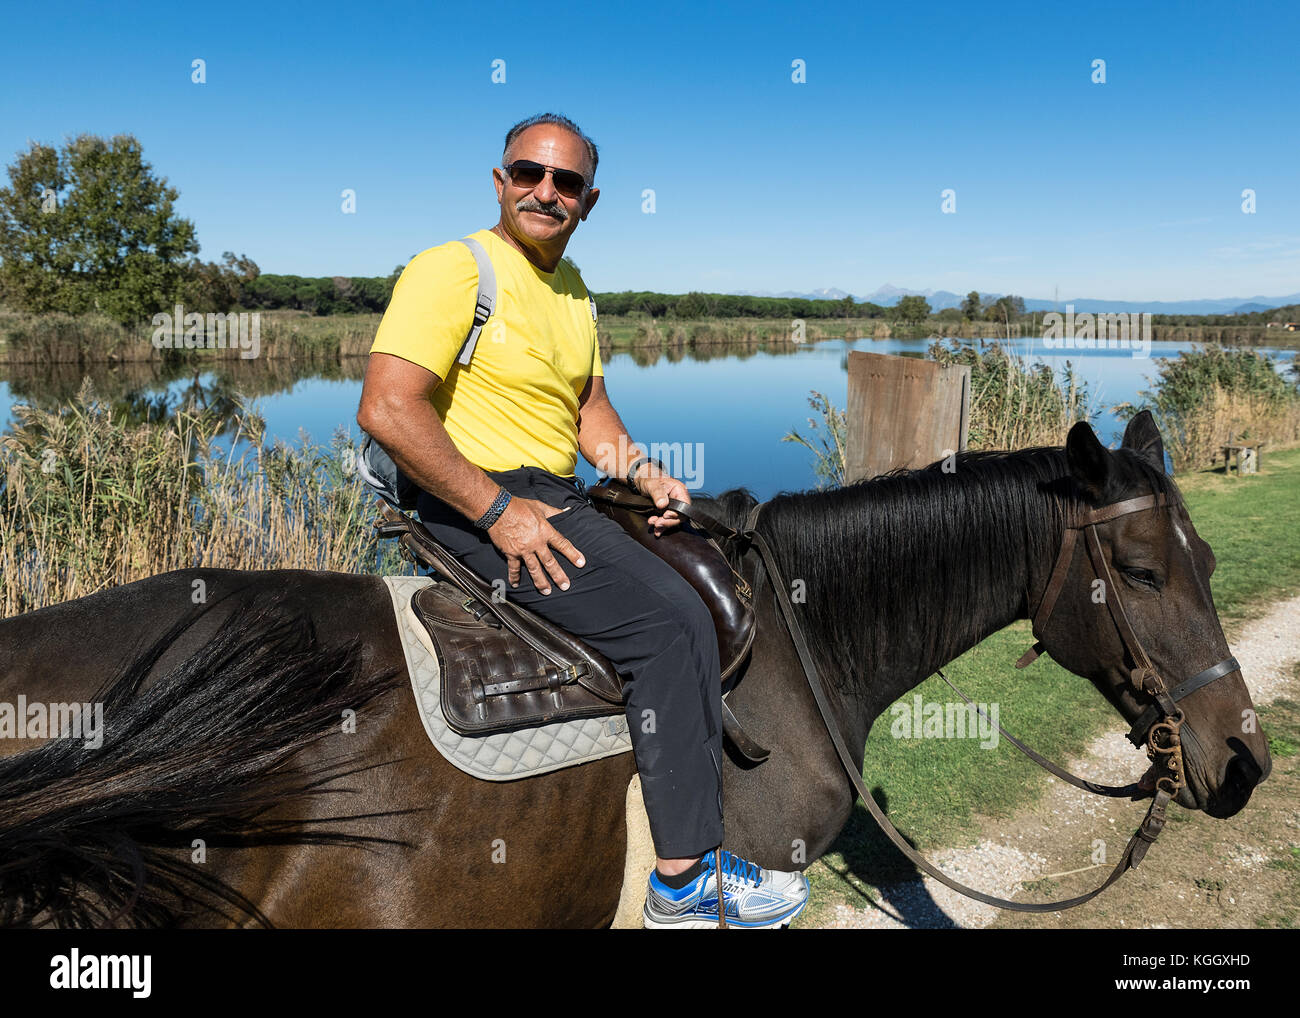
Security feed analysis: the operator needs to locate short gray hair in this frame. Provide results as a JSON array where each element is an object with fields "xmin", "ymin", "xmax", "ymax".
[{"xmin": 503, "ymin": 113, "xmax": 598, "ymax": 182}]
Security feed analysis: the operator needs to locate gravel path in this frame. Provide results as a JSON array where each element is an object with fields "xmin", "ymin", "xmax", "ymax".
[{"xmin": 821, "ymin": 595, "xmax": 1300, "ymax": 929}]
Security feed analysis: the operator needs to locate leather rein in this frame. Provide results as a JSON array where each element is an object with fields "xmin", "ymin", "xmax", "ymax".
[{"xmin": 592, "ymin": 483, "xmax": 1240, "ymax": 913}]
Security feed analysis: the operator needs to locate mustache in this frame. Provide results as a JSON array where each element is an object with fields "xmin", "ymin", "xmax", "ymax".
[{"xmin": 516, "ymin": 197, "xmax": 569, "ymax": 222}]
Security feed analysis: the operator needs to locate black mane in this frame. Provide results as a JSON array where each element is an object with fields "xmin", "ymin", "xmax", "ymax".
[{"xmin": 703, "ymin": 445, "xmax": 1178, "ymax": 693}]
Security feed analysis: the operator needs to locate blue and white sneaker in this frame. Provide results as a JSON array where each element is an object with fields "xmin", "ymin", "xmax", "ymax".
[{"xmin": 642, "ymin": 849, "xmax": 810, "ymax": 929}]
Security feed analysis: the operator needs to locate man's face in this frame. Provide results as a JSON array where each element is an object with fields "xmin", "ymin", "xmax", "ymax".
[{"xmin": 493, "ymin": 124, "xmax": 598, "ymax": 252}]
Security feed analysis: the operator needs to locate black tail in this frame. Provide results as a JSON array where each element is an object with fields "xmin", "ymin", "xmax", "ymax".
[{"xmin": 0, "ymin": 594, "xmax": 408, "ymax": 928}]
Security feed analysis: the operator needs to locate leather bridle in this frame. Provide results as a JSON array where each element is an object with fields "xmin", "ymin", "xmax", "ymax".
[
  {"xmin": 626, "ymin": 483, "xmax": 1242, "ymax": 913},
  {"xmin": 1016, "ymin": 490, "xmax": 1239, "ymax": 760}
]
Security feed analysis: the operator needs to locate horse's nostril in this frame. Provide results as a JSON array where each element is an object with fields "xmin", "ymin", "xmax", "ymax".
[{"xmin": 1226, "ymin": 755, "xmax": 1262, "ymax": 791}]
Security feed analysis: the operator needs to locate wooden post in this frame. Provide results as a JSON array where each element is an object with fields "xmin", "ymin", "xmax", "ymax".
[{"xmin": 846, "ymin": 351, "xmax": 971, "ymax": 481}]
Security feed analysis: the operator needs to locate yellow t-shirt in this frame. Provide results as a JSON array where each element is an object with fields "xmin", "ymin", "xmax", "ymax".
[{"xmin": 369, "ymin": 228, "xmax": 602, "ymax": 475}]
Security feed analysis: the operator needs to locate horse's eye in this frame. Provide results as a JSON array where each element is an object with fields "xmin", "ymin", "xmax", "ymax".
[{"xmin": 1123, "ymin": 568, "xmax": 1160, "ymax": 589}]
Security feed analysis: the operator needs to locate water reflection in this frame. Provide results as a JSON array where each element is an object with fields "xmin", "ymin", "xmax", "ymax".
[{"xmin": 2, "ymin": 337, "xmax": 1296, "ymax": 500}]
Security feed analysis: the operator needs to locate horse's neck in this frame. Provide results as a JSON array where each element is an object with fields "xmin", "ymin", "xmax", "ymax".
[
  {"xmin": 770, "ymin": 468, "xmax": 1057, "ymax": 745},
  {"xmin": 895, "ymin": 521, "xmax": 1033, "ymax": 689}
]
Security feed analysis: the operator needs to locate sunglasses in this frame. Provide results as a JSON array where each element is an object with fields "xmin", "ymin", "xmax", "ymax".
[{"xmin": 502, "ymin": 160, "xmax": 589, "ymax": 199}]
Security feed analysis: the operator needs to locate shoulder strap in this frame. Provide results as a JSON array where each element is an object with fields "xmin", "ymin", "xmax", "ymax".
[
  {"xmin": 455, "ymin": 237, "xmax": 496, "ymax": 367},
  {"xmin": 455, "ymin": 237, "xmax": 596, "ymax": 366}
]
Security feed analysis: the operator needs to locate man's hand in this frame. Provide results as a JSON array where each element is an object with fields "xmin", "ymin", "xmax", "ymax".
[
  {"xmin": 638, "ymin": 471, "xmax": 691, "ymax": 537},
  {"xmin": 486, "ymin": 497, "xmax": 586, "ymax": 595}
]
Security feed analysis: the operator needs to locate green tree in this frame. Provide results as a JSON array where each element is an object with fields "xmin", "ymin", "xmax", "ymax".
[
  {"xmin": 0, "ymin": 134, "xmax": 198, "ymax": 323},
  {"xmin": 985, "ymin": 295, "xmax": 1025, "ymax": 323},
  {"xmin": 895, "ymin": 295, "xmax": 932, "ymax": 323},
  {"xmin": 961, "ymin": 290, "xmax": 981, "ymax": 320},
  {"xmin": 674, "ymin": 291, "xmax": 709, "ymax": 318},
  {"xmin": 181, "ymin": 251, "xmax": 260, "ymax": 311}
]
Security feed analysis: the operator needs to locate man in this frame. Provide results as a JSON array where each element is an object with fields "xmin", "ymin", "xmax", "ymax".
[{"xmin": 356, "ymin": 112, "xmax": 808, "ymax": 928}]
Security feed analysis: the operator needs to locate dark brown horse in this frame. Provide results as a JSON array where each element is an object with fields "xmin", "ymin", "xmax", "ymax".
[{"xmin": 0, "ymin": 412, "xmax": 1270, "ymax": 927}]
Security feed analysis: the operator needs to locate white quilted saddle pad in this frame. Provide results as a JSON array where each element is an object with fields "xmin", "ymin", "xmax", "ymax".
[{"xmin": 382, "ymin": 576, "xmax": 634, "ymax": 781}]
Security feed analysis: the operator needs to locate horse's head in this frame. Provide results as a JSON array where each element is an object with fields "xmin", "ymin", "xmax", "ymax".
[{"xmin": 1037, "ymin": 410, "xmax": 1270, "ymax": 818}]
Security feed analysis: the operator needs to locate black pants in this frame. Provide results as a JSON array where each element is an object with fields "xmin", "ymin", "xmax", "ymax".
[{"xmin": 417, "ymin": 466, "xmax": 724, "ymax": 859}]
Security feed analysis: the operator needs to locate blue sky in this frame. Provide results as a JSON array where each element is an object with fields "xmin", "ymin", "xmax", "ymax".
[{"xmin": 2, "ymin": 0, "xmax": 1297, "ymax": 302}]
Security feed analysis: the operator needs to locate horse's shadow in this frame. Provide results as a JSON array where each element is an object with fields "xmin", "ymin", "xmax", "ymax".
[{"xmin": 815, "ymin": 787, "xmax": 962, "ymax": 929}]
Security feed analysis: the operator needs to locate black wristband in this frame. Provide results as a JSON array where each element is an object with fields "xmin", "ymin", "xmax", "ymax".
[
  {"xmin": 626, "ymin": 455, "xmax": 666, "ymax": 491},
  {"xmin": 473, "ymin": 488, "xmax": 512, "ymax": 530}
]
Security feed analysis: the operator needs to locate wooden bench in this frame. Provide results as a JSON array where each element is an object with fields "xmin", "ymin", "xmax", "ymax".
[{"xmin": 1221, "ymin": 442, "xmax": 1265, "ymax": 476}]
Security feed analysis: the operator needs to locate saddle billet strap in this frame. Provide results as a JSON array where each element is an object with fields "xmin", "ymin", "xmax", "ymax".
[
  {"xmin": 715, "ymin": 847, "xmax": 728, "ymax": 930},
  {"xmin": 480, "ymin": 664, "xmax": 584, "ymax": 699},
  {"xmin": 720, "ymin": 700, "xmax": 770, "ymax": 762},
  {"xmin": 746, "ymin": 519, "xmax": 1173, "ymax": 912}
]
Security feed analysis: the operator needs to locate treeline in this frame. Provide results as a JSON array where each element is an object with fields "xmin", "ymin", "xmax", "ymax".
[
  {"xmin": 241, "ymin": 272, "xmax": 397, "ymax": 315},
  {"xmin": 593, "ymin": 291, "xmax": 890, "ymax": 320},
  {"xmin": 229, "ymin": 282, "xmax": 899, "ymax": 320},
  {"xmin": 234, "ymin": 284, "xmax": 897, "ymax": 321},
  {"xmin": 1152, "ymin": 304, "xmax": 1300, "ymax": 327}
]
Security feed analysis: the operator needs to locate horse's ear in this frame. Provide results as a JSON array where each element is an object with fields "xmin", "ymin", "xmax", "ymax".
[
  {"xmin": 1066, "ymin": 420, "xmax": 1110, "ymax": 500},
  {"xmin": 1121, "ymin": 409, "xmax": 1167, "ymax": 473}
]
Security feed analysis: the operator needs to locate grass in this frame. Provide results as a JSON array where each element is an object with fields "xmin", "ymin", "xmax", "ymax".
[
  {"xmin": 0, "ymin": 308, "xmax": 381, "ymax": 363},
  {"xmin": 1253, "ymin": 686, "xmax": 1300, "ymax": 926},
  {"xmin": 0, "ymin": 380, "xmax": 409, "ymax": 614},
  {"xmin": 1168, "ymin": 444, "xmax": 1300, "ymax": 622},
  {"xmin": 596, "ymin": 315, "xmax": 1031, "ymax": 352},
  {"xmin": 803, "ymin": 444, "xmax": 1300, "ymax": 921}
]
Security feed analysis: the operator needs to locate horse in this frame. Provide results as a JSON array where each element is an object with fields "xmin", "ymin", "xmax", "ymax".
[{"xmin": 0, "ymin": 411, "xmax": 1270, "ymax": 927}]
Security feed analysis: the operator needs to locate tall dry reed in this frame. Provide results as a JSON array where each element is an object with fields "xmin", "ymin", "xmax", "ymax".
[{"xmin": 0, "ymin": 381, "xmax": 408, "ymax": 615}]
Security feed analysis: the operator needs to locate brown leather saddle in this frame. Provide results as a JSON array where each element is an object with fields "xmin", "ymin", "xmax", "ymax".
[{"xmin": 374, "ymin": 481, "xmax": 768, "ymax": 761}]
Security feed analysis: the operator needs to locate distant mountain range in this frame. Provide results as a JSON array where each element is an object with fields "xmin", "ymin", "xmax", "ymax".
[{"xmin": 728, "ymin": 284, "xmax": 1300, "ymax": 316}]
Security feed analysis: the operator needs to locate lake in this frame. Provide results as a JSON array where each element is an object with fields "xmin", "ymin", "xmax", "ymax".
[{"xmin": 2, "ymin": 337, "xmax": 1296, "ymax": 501}]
